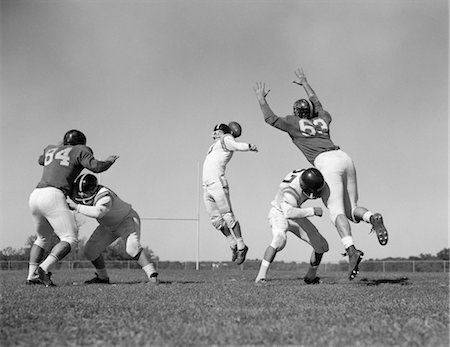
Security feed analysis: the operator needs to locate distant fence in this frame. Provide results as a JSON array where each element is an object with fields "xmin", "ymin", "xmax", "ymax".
[{"xmin": 0, "ymin": 260, "xmax": 449, "ymax": 272}]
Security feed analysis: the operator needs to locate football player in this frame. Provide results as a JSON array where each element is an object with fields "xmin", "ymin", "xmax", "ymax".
[
  {"xmin": 255, "ymin": 168, "xmax": 329, "ymax": 285},
  {"xmin": 67, "ymin": 173, "xmax": 159, "ymax": 284},
  {"xmin": 202, "ymin": 122, "xmax": 258, "ymax": 265},
  {"xmin": 27, "ymin": 130, "xmax": 119, "ymax": 286},
  {"xmin": 254, "ymin": 69, "xmax": 388, "ymax": 280}
]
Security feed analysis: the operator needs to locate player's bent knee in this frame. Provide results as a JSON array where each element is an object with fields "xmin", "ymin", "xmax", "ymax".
[
  {"xmin": 33, "ymin": 237, "xmax": 50, "ymax": 251},
  {"xmin": 60, "ymin": 235, "xmax": 78, "ymax": 249},
  {"xmin": 211, "ymin": 217, "xmax": 225, "ymax": 230},
  {"xmin": 126, "ymin": 243, "xmax": 142, "ymax": 259},
  {"xmin": 270, "ymin": 233, "xmax": 287, "ymax": 252},
  {"xmin": 223, "ymin": 213, "xmax": 236, "ymax": 229}
]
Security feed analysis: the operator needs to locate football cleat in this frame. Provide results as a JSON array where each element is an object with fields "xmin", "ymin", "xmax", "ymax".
[
  {"xmin": 231, "ymin": 246, "xmax": 238, "ymax": 262},
  {"xmin": 235, "ymin": 246, "xmax": 248, "ymax": 265},
  {"xmin": 35, "ymin": 267, "xmax": 56, "ymax": 287},
  {"xmin": 347, "ymin": 249, "xmax": 364, "ymax": 280},
  {"xmin": 84, "ymin": 273, "xmax": 110, "ymax": 284},
  {"xmin": 25, "ymin": 276, "xmax": 42, "ymax": 285},
  {"xmin": 255, "ymin": 278, "xmax": 267, "ymax": 285},
  {"xmin": 148, "ymin": 272, "xmax": 159, "ymax": 285},
  {"xmin": 370, "ymin": 213, "xmax": 388, "ymax": 245},
  {"xmin": 304, "ymin": 276, "xmax": 321, "ymax": 285}
]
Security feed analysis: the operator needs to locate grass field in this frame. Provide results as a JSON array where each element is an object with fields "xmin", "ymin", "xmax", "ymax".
[{"xmin": 1, "ymin": 269, "xmax": 448, "ymax": 347}]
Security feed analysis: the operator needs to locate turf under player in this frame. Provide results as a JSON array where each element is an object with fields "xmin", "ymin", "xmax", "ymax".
[
  {"xmin": 255, "ymin": 168, "xmax": 329, "ymax": 285},
  {"xmin": 68, "ymin": 173, "xmax": 159, "ymax": 284},
  {"xmin": 254, "ymin": 69, "xmax": 388, "ymax": 280},
  {"xmin": 202, "ymin": 122, "xmax": 258, "ymax": 265},
  {"xmin": 27, "ymin": 130, "xmax": 119, "ymax": 286}
]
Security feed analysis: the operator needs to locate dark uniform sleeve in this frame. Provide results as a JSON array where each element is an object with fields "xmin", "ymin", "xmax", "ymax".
[
  {"xmin": 261, "ymin": 103, "xmax": 291, "ymax": 132},
  {"xmin": 77, "ymin": 146, "xmax": 114, "ymax": 173}
]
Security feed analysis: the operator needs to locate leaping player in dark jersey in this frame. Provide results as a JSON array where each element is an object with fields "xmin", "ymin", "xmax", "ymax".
[
  {"xmin": 26, "ymin": 129, "xmax": 119, "ymax": 286},
  {"xmin": 254, "ymin": 68, "xmax": 388, "ymax": 280}
]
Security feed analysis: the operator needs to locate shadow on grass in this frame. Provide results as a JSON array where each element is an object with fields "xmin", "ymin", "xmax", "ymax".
[{"xmin": 358, "ymin": 277, "xmax": 410, "ymax": 286}]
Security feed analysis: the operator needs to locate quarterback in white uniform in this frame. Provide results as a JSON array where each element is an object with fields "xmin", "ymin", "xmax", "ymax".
[
  {"xmin": 202, "ymin": 122, "xmax": 258, "ymax": 265},
  {"xmin": 68, "ymin": 174, "xmax": 158, "ymax": 284},
  {"xmin": 255, "ymin": 168, "xmax": 329, "ymax": 284}
]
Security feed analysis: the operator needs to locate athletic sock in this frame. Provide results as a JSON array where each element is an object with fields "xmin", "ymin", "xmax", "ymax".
[
  {"xmin": 39, "ymin": 254, "xmax": 59, "ymax": 273},
  {"xmin": 96, "ymin": 268, "xmax": 109, "ymax": 280},
  {"xmin": 256, "ymin": 259, "xmax": 270, "ymax": 280},
  {"xmin": 363, "ymin": 211, "xmax": 373, "ymax": 223},
  {"xmin": 227, "ymin": 235, "xmax": 237, "ymax": 249},
  {"xmin": 27, "ymin": 263, "xmax": 39, "ymax": 280},
  {"xmin": 236, "ymin": 237, "xmax": 246, "ymax": 250},
  {"xmin": 142, "ymin": 263, "xmax": 157, "ymax": 279},
  {"xmin": 341, "ymin": 236, "xmax": 354, "ymax": 250}
]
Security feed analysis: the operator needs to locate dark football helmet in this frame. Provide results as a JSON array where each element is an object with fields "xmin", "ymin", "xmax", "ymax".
[
  {"xmin": 63, "ymin": 129, "xmax": 87, "ymax": 146},
  {"xmin": 212, "ymin": 123, "xmax": 231, "ymax": 140},
  {"xmin": 293, "ymin": 99, "xmax": 314, "ymax": 119},
  {"xmin": 73, "ymin": 173, "xmax": 99, "ymax": 204},
  {"xmin": 300, "ymin": 168, "xmax": 325, "ymax": 199},
  {"xmin": 228, "ymin": 121, "xmax": 242, "ymax": 138},
  {"xmin": 213, "ymin": 123, "xmax": 231, "ymax": 134}
]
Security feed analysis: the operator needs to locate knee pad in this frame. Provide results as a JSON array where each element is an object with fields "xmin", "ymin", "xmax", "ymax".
[
  {"xmin": 315, "ymin": 239, "xmax": 329, "ymax": 254},
  {"xmin": 33, "ymin": 236, "xmax": 51, "ymax": 252},
  {"xmin": 211, "ymin": 216, "xmax": 225, "ymax": 230},
  {"xmin": 222, "ymin": 212, "xmax": 237, "ymax": 229},
  {"xmin": 125, "ymin": 235, "xmax": 142, "ymax": 258},
  {"xmin": 59, "ymin": 235, "xmax": 78, "ymax": 249},
  {"xmin": 270, "ymin": 232, "xmax": 287, "ymax": 252}
]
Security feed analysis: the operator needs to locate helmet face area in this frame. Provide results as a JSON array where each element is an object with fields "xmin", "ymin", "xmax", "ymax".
[
  {"xmin": 73, "ymin": 173, "xmax": 99, "ymax": 204},
  {"xmin": 228, "ymin": 121, "xmax": 242, "ymax": 138},
  {"xmin": 212, "ymin": 123, "xmax": 231, "ymax": 140},
  {"xmin": 63, "ymin": 129, "xmax": 87, "ymax": 146},
  {"xmin": 300, "ymin": 168, "xmax": 325, "ymax": 199},
  {"xmin": 293, "ymin": 99, "xmax": 313, "ymax": 119}
]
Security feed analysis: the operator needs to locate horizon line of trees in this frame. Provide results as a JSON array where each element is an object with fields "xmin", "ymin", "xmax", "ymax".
[{"xmin": 0, "ymin": 235, "xmax": 448, "ymax": 263}]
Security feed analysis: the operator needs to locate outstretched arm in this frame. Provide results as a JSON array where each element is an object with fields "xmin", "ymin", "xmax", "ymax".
[
  {"xmin": 223, "ymin": 135, "xmax": 258, "ymax": 152},
  {"xmin": 293, "ymin": 68, "xmax": 317, "ymax": 98},
  {"xmin": 253, "ymin": 82, "xmax": 290, "ymax": 132}
]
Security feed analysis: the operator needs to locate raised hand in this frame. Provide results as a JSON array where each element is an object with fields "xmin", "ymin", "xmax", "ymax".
[
  {"xmin": 293, "ymin": 68, "xmax": 308, "ymax": 86},
  {"xmin": 253, "ymin": 82, "xmax": 270, "ymax": 101}
]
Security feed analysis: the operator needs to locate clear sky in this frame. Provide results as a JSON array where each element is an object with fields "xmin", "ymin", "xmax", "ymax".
[{"xmin": 1, "ymin": 0, "xmax": 448, "ymax": 263}]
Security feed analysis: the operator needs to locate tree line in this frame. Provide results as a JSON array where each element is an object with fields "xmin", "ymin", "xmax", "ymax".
[
  {"xmin": 0, "ymin": 235, "xmax": 448, "ymax": 263},
  {"xmin": 0, "ymin": 234, "xmax": 158, "ymax": 262}
]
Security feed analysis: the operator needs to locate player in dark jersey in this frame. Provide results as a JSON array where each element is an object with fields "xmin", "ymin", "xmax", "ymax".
[
  {"xmin": 26, "ymin": 129, "xmax": 119, "ymax": 286},
  {"xmin": 254, "ymin": 69, "xmax": 388, "ymax": 280}
]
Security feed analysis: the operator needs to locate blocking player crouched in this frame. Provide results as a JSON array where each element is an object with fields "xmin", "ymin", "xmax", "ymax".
[
  {"xmin": 255, "ymin": 168, "xmax": 329, "ymax": 285},
  {"xmin": 68, "ymin": 174, "xmax": 159, "ymax": 284}
]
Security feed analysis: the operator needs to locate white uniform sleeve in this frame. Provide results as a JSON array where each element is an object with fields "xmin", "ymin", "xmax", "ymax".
[
  {"xmin": 77, "ymin": 195, "xmax": 112, "ymax": 219},
  {"xmin": 222, "ymin": 135, "xmax": 250, "ymax": 152},
  {"xmin": 280, "ymin": 191, "xmax": 315, "ymax": 219}
]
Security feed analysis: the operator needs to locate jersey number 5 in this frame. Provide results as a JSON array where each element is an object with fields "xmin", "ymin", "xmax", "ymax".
[
  {"xmin": 44, "ymin": 148, "xmax": 72, "ymax": 167},
  {"xmin": 299, "ymin": 119, "xmax": 328, "ymax": 137}
]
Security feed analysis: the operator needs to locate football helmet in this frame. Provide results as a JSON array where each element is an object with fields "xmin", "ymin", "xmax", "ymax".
[
  {"xmin": 293, "ymin": 99, "xmax": 314, "ymax": 119},
  {"xmin": 63, "ymin": 129, "xmax": 87, "ymax": 146},
  {"xmin": 212, "ymin": 123, "xmax": 231, "ymax": 140},
  {"xmin": 300, "ymin": 168, "xmax": 325, "ymax": 199},
  {"xmin": 73, "ymin": 173, "xmax": 99, "ymax": 204},
  {"xmin": 228, "ymin": 121, "xmax": 242, "ymax": 138}
]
